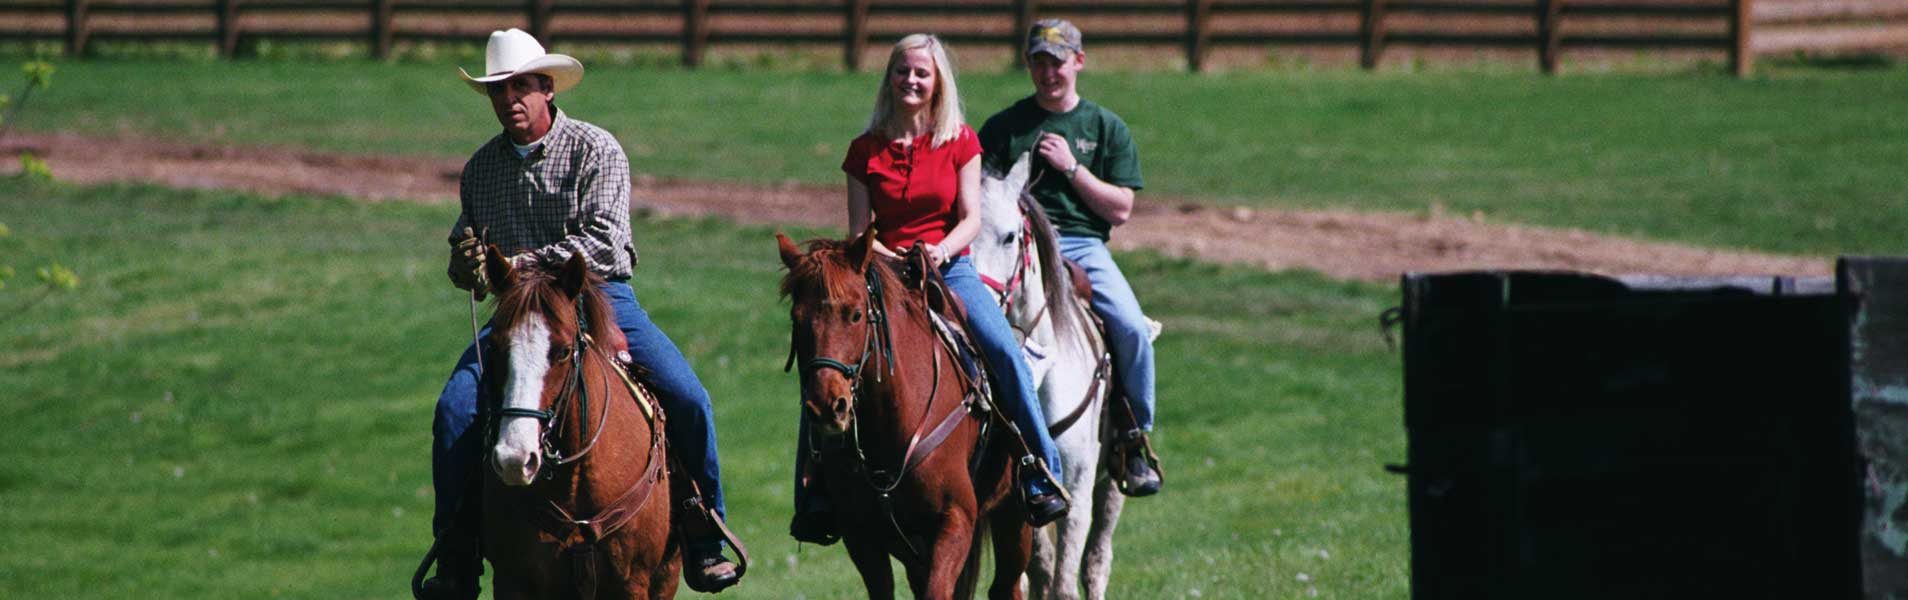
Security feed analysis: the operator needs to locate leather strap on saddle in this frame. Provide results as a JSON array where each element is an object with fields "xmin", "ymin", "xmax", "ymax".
[
  {"xmin": 1046, "ymin": 352, "xmax": 1112, "ymax": 439},
  {"xmin": 668, "ymin": 449, "xmax": 752, "ymax": 583},
  {"xmin": 1064, "ymin": 258, "xmax": 1094, "ymax": 303}
]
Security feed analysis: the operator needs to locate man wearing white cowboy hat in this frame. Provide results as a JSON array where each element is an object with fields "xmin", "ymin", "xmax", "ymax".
[{"xmin": 424, "ymin": 28, "xmax": 745, "ymax": 597}]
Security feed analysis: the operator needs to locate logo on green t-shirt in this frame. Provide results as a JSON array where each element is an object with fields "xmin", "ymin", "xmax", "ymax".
[{"xmin": 978, "ymin": 97, "xmax": 1144, "ymax": 241}]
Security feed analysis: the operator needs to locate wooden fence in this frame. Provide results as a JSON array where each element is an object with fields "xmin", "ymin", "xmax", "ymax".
[{"xmin": 0, "ymin": 0, "xmax": 1797, "ymax": 75}]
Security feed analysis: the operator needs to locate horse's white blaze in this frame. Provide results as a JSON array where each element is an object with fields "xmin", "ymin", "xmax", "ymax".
[{"xmin": 493, "ymin": 313, "xmax": 552, "ymax": 486}]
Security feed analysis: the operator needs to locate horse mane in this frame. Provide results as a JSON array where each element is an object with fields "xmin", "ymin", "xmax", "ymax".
[
  {"xmin": 778, "ymin": 238, "xmax": 910, "ymax": 314},
  {"xmin": 494, "ymin": 262, "xmax": 621, "ymax": 349},
  {"xmin": 1018, "ymin": 193, "xmax": 1083, "ymax": 344}
]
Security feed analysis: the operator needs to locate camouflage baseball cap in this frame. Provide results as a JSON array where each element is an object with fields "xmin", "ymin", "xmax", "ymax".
[{"xmin": 1026, "ymin": 19, "xmax": 1082, "ymax": 59}]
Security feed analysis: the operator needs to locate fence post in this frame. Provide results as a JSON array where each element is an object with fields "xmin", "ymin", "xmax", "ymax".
[
  {"xmin": 1185, "ymin": 0, "xmax": 1211, "ymax": 72},
  {"xmin": 372, "ymin": 0, "xmax": 394, "ymax": 59},
  {"xmin": 682, "ymin": 0, "xmax": 709, "ymax": 67},
  {"xmin": 64, "ymin": 0, "xmax": 89, "ymax": 57},
  {"xmin": 1012, "ymin": 0, "xmax": 1036, "ymax": 67},
  {"xmin": 216, "ymin": 0, "xmax": 241, "ymax": 58},
  {"xmin": 844, "ymin": 0, "xmax": 869, "ymax": 71},
  {"xmin": 1730, "ymin": 0, "xmax": 1753, "ymax": 77},
  {"xmin": 527, "ymin": 0, "xmax": 553, "ymax": 46},
  {"xmin": 1537, "ymin": 0, "xmax": 1562, "ymax": 74},
  {"xmin": 1359, "ymin": 0, "xmax": 1386, "ymax": 70}
]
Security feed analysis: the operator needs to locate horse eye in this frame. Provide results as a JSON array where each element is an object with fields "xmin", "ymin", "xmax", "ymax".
[
  {"xmin": 850, "ymin": 311, "xmax": 864, "ymax": 323},
  {"xmin": 548, "ymin": 344, "xmax": 570, "ymax": 361},
  {"xmin": 1004, "ymin": 232, "xmax": 1017, "ymax": 244}
]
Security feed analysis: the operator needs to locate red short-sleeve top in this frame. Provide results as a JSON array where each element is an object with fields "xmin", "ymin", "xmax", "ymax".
[{"xmin": 841, "ymin": 124, "xmax": 982, "ymax": 252}]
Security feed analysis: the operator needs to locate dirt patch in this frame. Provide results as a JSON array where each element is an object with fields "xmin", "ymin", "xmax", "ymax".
[{"xmin": 1, "ymin": 131, "xmax": 1828, "ymax": 282}]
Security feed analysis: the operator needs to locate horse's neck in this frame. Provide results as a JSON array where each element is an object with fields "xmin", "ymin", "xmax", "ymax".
[
  {"xmin": 1014, "ymin": 246, "xmax": 1101, "ymax": 362},
  {"xmin": 858, "ymin": 297, "xmax": 958, "ymax": 451},
  {"xmin": 555, "ymin": 352, "xmax": 652, "ymax": 508}
]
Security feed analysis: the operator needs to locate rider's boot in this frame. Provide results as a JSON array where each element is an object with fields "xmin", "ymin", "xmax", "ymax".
[
  {"xmin": 788, "ymin": 456, "xmax": 840, "ymax": 546},
  {"xmin": 1114, "ymin": 428, "xmax": 1163, "ymax": 497},
  {"xmin": 1019, "ymin": 455, "xmax": 1070, "ymax": 527},
  {"xmin": 676, "ymin": 494, "xmax": 745, "ymax": 593},
  {"xmin": 418, "ymin": 527, "xmax": 482, "ymax": 600}
]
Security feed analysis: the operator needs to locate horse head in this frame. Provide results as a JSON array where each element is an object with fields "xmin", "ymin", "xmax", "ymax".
[
  {"xmin": 972, "ymin": 152, "xmax": 1034, "ymax": 299},
  {"xmin": 481, "ymin": 246, "xmax": 622, "ymax": 486},
  {"xmin": 778, "ymin": 229, "xmax": 888, "ymax": 436}
]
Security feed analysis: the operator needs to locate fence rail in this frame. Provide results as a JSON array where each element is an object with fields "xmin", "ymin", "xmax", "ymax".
[{"xmin": 9, "ymin": 0, "xmax": 1890, "ymax": 75}]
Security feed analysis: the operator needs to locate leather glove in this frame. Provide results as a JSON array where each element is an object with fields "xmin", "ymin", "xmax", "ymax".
[{"xmin": 450, "ymin": 226, "xmax": 489, "ymax": 299}]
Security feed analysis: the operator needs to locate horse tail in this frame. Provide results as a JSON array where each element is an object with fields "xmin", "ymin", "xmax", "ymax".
[{"xmin": 1019, "ymin": 193, "xmax": 1083, "ymax": 345}]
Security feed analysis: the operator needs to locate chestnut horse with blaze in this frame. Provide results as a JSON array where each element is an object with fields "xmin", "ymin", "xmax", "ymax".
[
  {"xmin": 480, "ymin": 248, "xmax": 681, "ymax": 599},
  {"xmin": 778, "ymin": 231, "xmax": 1033, "ymax": 599}
]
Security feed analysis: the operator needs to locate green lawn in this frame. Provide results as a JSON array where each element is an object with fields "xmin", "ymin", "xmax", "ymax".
[
  {"xmin": 0, "ymin": 179, "xmax": 1405, "ymax": 598},
  {"xmin": 6, "ymin": 59, "xmax": 1907, "ymax": 255}
]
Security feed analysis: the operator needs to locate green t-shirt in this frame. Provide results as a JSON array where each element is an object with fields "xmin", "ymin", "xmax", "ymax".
[{"xmin": 978, "ymin": 97, "xmax": 1144, "ymax": 241}]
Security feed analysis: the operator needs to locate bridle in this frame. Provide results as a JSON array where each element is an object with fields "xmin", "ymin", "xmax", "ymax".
[
  {"xmin": 796, "ymin": 264, "xmax": 898, "ymax": 413},
  {"xmin": 784, "ymin": 259, "xmax": 983, "ymax": 562},
  {"xmin": 979, "ymin": 214, "xmax": 1036, "ymax": 310},
  {"xmin": 491, "ymin": 295, "xmax": 614, "ymax": 477}
]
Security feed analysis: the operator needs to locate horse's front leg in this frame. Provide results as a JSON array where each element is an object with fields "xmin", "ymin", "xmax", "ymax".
[
  {"xmin": 1081, "ymin": 472, "xmax": 1127, "ymax": 600},
  {"xmin": 844, "ymin": 534, "xmax": 897, "ymax": 600},
  {"xmin": 1046, "ymin": 425, "xmax": 1104, "ymax": 600},
  {"xmin": 989, "ymin": 505, "xmax": 1033, "ymax": 600},
  {"xmin": 909, "ymin": 510, "xmax": 974, "ymax": 600}
]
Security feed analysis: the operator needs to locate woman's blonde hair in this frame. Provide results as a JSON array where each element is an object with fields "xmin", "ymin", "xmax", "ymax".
[{"xmin": 867, "ymin": 33, "xmax": 965, "ymax": 148}]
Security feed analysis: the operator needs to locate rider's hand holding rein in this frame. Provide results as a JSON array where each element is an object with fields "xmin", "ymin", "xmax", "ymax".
[{"xmin": 450, "ymin": 226, "xmax": 489, "ymax": 299}]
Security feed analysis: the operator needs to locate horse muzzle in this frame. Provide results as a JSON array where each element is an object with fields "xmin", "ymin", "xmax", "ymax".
[
  {"xmin": 804, "ymin": 394, "xmax": 853, "ymax": 436},
  {"xmin": 492, "ymin": 445, "xmax": 542, "ymax": 486}
]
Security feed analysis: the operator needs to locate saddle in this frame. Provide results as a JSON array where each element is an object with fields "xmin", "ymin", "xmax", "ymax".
[{"xmin": 1051, "ymin": 257, "xmax": 1165, "ymax": 495}]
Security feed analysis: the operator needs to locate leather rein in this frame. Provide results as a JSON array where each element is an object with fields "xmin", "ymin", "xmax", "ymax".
[
  {"xmin": 977, "ymin": 203, "xmax": 1109, "ymax": 440},
  {"xmin": 491, "ymin": 295, "xmax": 667, "ymax": 551},
  {"xmin": 786, "ymin": 261, "xmax": 982, "ymax": 561}
]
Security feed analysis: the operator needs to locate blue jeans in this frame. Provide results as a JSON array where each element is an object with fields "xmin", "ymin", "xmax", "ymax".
[
  {"xmin": 1056, "ymin": 237, "xmax": 1155, "ymax": 432},
  {"xmin": 433, "ymin": 281, "xmax": 726, "ymax": 540},
  {"xmin": 792, "ymin": 256, "xmax": 1064, "ymax": 512}
]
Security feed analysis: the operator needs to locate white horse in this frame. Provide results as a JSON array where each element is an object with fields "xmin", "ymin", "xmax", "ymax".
[{"xmin": 973, "ymin": 153, "xmax": 1154, "ymax": 600}]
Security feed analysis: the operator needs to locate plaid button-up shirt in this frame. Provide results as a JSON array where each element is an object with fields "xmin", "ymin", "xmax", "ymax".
[{"xmin": 450, "ymin": 109, "xmax": 636, "ymax": 279}]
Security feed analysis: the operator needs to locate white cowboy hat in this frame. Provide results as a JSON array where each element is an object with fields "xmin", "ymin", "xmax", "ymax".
[{"xmin": 458, "ymin": 28, "xmax": 583, "ymax": 95}]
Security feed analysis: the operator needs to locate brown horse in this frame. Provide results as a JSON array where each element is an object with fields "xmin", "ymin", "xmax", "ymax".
[
  {"xmin": 480, "ymin": 248, "xmax": 680, "ymax": 599},
  {"xmin": 778, "ymin": 231, "xmax": 1032, "ymax": 600}
]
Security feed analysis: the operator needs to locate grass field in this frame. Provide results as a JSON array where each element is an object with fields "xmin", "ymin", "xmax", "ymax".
[
  {"xmin": 2, "ymin": 55, "xmax": 1901, "ymax": 598},
  {"xmin": 0, "ymin": 178, "xmax": 1404, "ymax": 598},
  {"xmin": 5, "ymin": 59, "xmax": 1907, "ymax": 255}
]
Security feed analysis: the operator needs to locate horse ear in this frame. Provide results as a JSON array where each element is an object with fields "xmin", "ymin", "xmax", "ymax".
[
  {"xmin": 776, "ymin": 231, "xmax": 802, "ymax": 269},
  {"xmin": 558, "ymin": 252, "xmax": 589, "ymax": 298},
  {"xmin": 484, "ymin": 244, "xmax": 513, "ymax": 295},
  {"xmin": 1010, "ymin": 151, "xmax": 1033, "ymax": 185},
  {"xmin": 848, "ymin": 225, "xmax": 878, "ymax": 272}
]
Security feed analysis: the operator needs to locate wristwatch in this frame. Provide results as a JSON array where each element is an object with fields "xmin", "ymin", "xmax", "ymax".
[{"xmin": 1064, "ymin": 162, "xmax": 1082, "ymax": 180}]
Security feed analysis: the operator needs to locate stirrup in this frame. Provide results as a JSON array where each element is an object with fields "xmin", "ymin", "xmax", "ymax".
[
  {"xmin": 1016, "ymin": 455, "xmax": 1073, "ymax": 526},
  {"xmin": 788, "ymin": 509, "xmax": 840, "ymax": 546},
  {"xmin": 1112, "ymin": 429, "xmax": 1164, "ymax": 497},
  {"xmin": 684, "ymin": 545, "xmax": 741, "ymax": 593},
  {"xmin": 676, "ymin": 496, "xmax": 750, "ymax": 592}
]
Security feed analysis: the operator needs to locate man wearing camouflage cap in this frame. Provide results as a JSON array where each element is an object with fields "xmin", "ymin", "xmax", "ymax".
[{"xmin": 978, "ymin": 19, "xmax": 1164, "ymax": 497}]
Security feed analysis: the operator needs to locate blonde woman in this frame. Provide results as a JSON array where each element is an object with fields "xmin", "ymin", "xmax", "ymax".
[{"xmin": 790, "ymin": 34, "xmax": 1068, "ymax": 545}]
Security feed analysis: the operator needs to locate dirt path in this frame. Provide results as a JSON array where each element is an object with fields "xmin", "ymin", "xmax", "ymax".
[{"xmin": 1, "ymin": 132, "xmax": 1829, "ymax": 282}]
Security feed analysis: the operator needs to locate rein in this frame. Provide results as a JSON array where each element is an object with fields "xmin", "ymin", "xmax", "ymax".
[
  {"xmin": 790, "ymin": 260, "xmax": 982, "ymax": 562},
  {"xmin": 495, "ymin": 300, "xmax": 613, "ymax": 470},
  {"xmin": 490, "ymin": 290, "xmax": 670, "ymax": 599}
]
